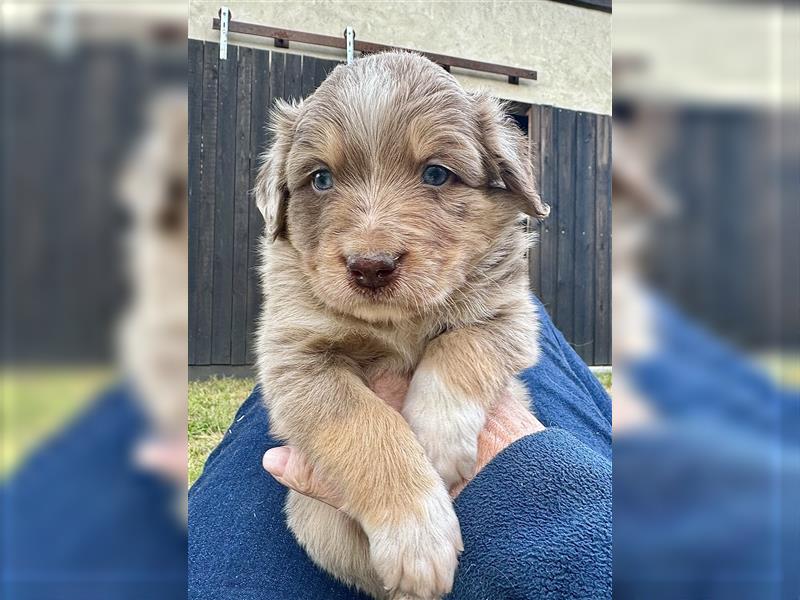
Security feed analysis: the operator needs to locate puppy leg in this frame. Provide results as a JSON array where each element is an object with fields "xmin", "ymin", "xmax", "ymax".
[
  {"xmin": 286, "ymin": 492, "xmax": 387, "ymax": 598},
  {"xmin": 404, "ymin": 301, "xmax": 540, "ymax": 488},
  {"xmin": 403, "ymin": 363, "xmax": 486, "ymax": 489},
  {"xmin": 288, "ymin": 491, "xmax": 444, "ymax": 600},
  {"xmin": 265, "ymin": 356, "xmax": 461, "ymax": 599}
]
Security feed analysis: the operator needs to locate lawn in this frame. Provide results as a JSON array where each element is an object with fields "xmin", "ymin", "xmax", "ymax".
[
  {"xmin": 188, "ymin": 371, "xmax": 613, "ymax": 487},
  {"xmin": 188, "ymin": 376, "xmax": 256, "ymax": 485},
  {"xmin": 595, "ymin": 371, "xmax": 612, "ymax": 390},
  {"xmin": 1, "ymin": 367, "xmax": 114, "ymax": 478}
]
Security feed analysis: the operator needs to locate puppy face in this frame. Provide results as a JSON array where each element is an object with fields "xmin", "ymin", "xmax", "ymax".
[{"xmin": 257, "ymin": 52, "xmax": 548, "ymax": 322}]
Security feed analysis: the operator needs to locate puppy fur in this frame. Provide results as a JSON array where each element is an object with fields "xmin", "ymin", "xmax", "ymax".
[{"xmin": 254, "ymin": 51, "xmax": 549, "ymax": 600}]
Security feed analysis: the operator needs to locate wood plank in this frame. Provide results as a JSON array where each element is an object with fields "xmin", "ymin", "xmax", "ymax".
[
  {"xmin": 527, "ymin": 105, "xmax": 542, "ymax": 300},
  {"xmin": 230, "ymin": 46, "xmax": 253, "ymax": 365},
  {"xmin": 555, "ymin": 108, "xmax": 577, "ymax": 346},
  {"xmin": 188, "ymin": 39, "xmax": 204, "ymax": 364},
  {"xmin": 314, "ymin": 57, "xmax": 340, "ymax": 88},
  {"xmin": 270, "ymin": 50, "xmax": 287, "ymax": 104},
  {"xmin": 194, "ymin": 41, "xmax": 220, "ymax": 365},
  {"xmin": 301, "ymin": 54, "xmax": 317, "ymax": 97},
  {"xmin": 537, "ymin": 106, "xmax": 557, "ymax": 320},
  {"xmin": 245, "ymin": 47, "xmax": 272, "ymax": 364},
  {"xmin": 550, "ymin": 0, "xmax": 612, "ymax": 13},
  {"xmin": 573, "ymin": 111, "xmax": 597, "ymax": 365},
  {"xmin": 211, "ymin": 44, "xmax": 238, "ymax": 364},
  {"xmin": 284, "ymin": 52, "xmax": 301, "ymax": 102},
  {"xmin": 594, "ymin": 114, "xmax": 611, "ymax": 364},
  {"xmin": 67, "ymin": 50, "xmax": 96, "ymax": 357}
]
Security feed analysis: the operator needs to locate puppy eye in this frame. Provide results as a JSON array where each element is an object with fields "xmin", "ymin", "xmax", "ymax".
[
  {"xmin": 311, "ymin": 169, "xmax": 334, "ymax": 191},
  {"xmin": 421, "ymin": 165, "xmax": 451, "ymax": 187}
]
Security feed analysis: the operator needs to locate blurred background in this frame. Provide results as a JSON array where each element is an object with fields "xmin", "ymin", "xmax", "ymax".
[
  {"xmin": 2, "ymin": 2, "xmax": 188, "ymax": 599},
  {"xmin": 613, "ymin": 1, "xmax": 799, "ymax": 598},
  {"xmin": 1, "ymin": 0, "xmax": 798, "ymax": 599}
]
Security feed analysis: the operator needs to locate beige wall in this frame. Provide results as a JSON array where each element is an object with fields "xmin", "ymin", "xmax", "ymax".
[
  {"xmin": 614, "ymin": 1, "xmax": 798, "ymax": 108},
  {"xmin": 189, "ymin": 1, "xmax": 611, "ymax": 115}
]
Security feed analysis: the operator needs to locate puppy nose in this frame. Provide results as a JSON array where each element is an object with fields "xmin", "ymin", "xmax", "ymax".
[{"xmin": 346, "ymin": 253, "xmax": 399, "ymax": 289}]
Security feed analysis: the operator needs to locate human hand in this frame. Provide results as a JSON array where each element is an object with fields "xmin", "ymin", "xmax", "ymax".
[{"xmin": 135, "ymin": 434, "xmax": 188, "ymax": 487}]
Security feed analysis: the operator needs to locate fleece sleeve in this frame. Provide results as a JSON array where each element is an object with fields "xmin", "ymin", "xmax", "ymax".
[{"xmin": 450, "ymin": 428, "xmax": 612, "ymax": 600}]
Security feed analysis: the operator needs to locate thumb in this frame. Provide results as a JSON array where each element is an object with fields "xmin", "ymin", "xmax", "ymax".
[
  {"xmin": 135, "ymin": 437, "xmax": 188, "ymax": 485},
  {"xmin": 262, "ymin": 446, "xmax": 292, "ymax": 478},
  {"xmin": 262, "ymin": 446, "xmax": 346, "ymax": 511}
]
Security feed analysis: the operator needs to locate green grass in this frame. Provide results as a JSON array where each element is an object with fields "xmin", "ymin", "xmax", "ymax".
[
  {"xmin": 1, "ymin": 367, "xmax": 114, "ymax": 478},
  {"xmin": 2, "ymin": 369, "xmax": 252, "ymax": 487},
  {"xmin": 187, "ymin": 371, "xmax": 614, "ymax": 487},
  {"xmin": 595, "ymin": 371, "xmax": 612, "ymax": 391},
  {"xmin": 189, "ymin": 376, "xmax": 256, "ymax": 486},
  {"xmin": 756, "ymin": 352, "xmax": 800, "ymax": 389}
]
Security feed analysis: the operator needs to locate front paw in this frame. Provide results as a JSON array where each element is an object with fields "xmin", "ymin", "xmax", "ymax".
[
  {"xmin": 367, "ymin": 485, "xmax": 462, "ymax": 600},
  {"xmin": 415, "ymin": 415, "xmax": 480, "ymax": 489},
  {"xmin": 403, "ymin": 370, "xmax": 485, "ymax": 488}
]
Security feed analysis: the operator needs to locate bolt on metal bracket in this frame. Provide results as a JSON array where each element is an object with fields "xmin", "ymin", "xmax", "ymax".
[
  {"xmin": 219, "ymin": 7, "xmax": 230, "ymax": 60},
  {"xmin": 344, "ymin": 26, "xmax": 355, "ymax": 64}
]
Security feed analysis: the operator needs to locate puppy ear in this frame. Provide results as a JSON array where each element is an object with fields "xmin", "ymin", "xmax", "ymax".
[
  {"xmin": 254, "ymin": 99, "xmax": 302, "ymax": 241},
  {"xmin": 475, "ymin": 95, "xmax": 550, "ymax": 220}
]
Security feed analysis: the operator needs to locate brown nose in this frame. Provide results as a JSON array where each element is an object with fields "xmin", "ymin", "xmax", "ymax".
[{"xmin": 346, "ymin": 253, "xmax": 399, "ymax": 289}]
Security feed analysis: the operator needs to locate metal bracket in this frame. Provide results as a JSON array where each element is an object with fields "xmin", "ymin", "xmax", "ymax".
[
  {"xmin": 219, "ymin": 7, "xmax": 230, "ymax": 60},
  {"xmin": 344, "ymin": 26, "xmax": 355, "ymax": 64}
]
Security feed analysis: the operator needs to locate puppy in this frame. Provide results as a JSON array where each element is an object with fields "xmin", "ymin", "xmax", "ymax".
[{"xmin": 254, "ymin": 51, "xmax": 549, "ymax": 600}]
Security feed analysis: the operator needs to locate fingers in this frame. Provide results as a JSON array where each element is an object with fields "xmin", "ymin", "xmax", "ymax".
[
  {"xmin": 263, "ymin": 446, "xmax": 346, "ymax": 511},
  {"xmin": 449, "ymin": 391, "xmax": 545, "ymax": 498},
  {"xmin": 135, "ymin": 436, "xmax": 188, "ymax": 486}
]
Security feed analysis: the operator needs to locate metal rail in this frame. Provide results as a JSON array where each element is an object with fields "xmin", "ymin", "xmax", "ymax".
[{"xmin": 212, "ymin": 18, "xmax": 537, "ymax": 84}]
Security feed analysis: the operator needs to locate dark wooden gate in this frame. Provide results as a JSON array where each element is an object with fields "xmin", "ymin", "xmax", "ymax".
[{"xmin": 189, "ymin": 39, "xmax": 611, "ymax": 368}]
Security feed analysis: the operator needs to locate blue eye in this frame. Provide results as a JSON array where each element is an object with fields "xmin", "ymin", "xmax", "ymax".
[
  {"xmin": 312, "ymin": 169, "xmax": 334, "ymax": 191},
  {"xmin": 422, "ymin": 165, "xmax": 451, "ymax": 186}
]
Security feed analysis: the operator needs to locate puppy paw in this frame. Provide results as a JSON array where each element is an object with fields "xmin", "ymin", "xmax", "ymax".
[
  {"xmin": 416, "ymin": 416, "xmax": 480, "ymax": 489},
  {"xmin": 367, "ymin": 485, "xmax": 462, "ymax": 599},
  {"xmin": 403, "ymin": 368, "xmax": 485, "ymax": 488}
]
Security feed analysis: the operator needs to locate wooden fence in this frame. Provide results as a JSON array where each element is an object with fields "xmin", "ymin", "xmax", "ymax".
[
  {"xmin": 4, "ymin": 42, "xmax": 183, "ymax": 363},
  {"xmin": 188, "ymin": 39, "xmax": 611, "ymax": 367}
]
